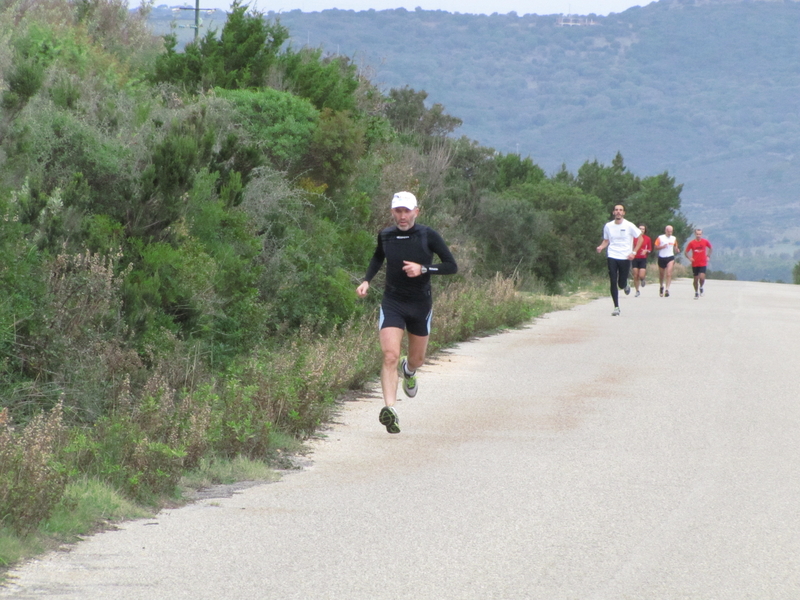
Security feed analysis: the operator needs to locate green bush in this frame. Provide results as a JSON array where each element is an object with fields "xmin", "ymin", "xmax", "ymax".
[
  {"xmin": 150, "ymin": 2, "xmax": 288, "ymax": 90},
  {"xmin": 4, "ymin": 103, "xmax": 137, "ymax": 244},
  {"xmin": 2, "ymin": 59, "xmax": 45, "ymax": 111},
  {"xmin": 476, "ymin": 180, "xmax": 606, "ymax": 290},
  {"xmin": 279, "ymin": 49, "xmax": 359, "ymax": 112},
  {"xmin": 474, "ymin": 191, "xmax": 553, "ymax": 280},
  {"xmin": 303, "ymin": 108, "xmax": 366, "ymax": 193},
  {"xmin": 213, "ymin": 88, "xmax": 318, "ymax": 171},
  {"xmin": 258, "ymin": 218, "xmax": 367, "ymax": 332},
  {"xmin": 0, "ymin": 192, "xmax": 47, "ymax": 391}
]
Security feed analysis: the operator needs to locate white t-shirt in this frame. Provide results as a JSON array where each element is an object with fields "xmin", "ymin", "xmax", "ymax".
[
  {"xmin": 656, "ymin": 234, "xmax": 677, "ymax": 258},
  {"xmin": 603, "ymin": 219, "xmax": 641, "ymax": 260}
]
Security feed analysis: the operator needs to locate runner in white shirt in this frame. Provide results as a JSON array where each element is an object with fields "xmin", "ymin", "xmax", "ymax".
[
  {"xmin": 654, "ymin": 225, "xmax": 680, "ymax": 297},
  {"xmin": 596, "ymin": 204, "xmax": 643, "ymax": 316}
]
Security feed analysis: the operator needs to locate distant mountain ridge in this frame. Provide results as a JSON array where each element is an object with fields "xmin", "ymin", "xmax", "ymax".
[{"xmin": 147, "ymin": 0, "xmax": 800, "ymax": 281}]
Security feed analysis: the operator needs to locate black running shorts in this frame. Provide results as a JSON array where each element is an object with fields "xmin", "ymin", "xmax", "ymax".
[
  {"xmin": 379, "ymin": 295, "xmax": 432, "ymax": 337},
  {"xmin": 657, "ymin": 256, "xmax": 675, "ymax": 269}
]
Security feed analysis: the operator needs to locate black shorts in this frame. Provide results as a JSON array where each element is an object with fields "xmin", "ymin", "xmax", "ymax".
[
  {"xmin": 692, "ymin": 266, "xmax": 707, "ymax": 276},
  {"xmin": 632, "ymin": 258, "xmax": 648, "ymax": 270},
  {"xmin": 380, "ymin": 295, "xmax": 432, "ymax": 337},
  {"xmin": 657, "ymin": 256, "xmax": 675, "ymax": 269}
]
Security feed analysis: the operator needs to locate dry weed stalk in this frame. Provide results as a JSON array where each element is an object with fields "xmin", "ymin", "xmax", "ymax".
[{"xmin": 0, "ymin": 400, "xmax": 68, "ymax": 532}]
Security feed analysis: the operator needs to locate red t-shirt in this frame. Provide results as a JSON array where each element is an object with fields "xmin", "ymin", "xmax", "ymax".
[
  {"xmin": 634, "ymin": 235, "xmax": 652, "ymax": 259},
  {"xmin": 685, "ymin": 238, "xmax": 712, "ymax": 267}
]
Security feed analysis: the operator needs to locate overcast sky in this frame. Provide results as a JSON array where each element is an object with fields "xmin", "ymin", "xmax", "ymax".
[{"xmin": 179, "ymin": 0, "xmax": 650, "ymax": 16}]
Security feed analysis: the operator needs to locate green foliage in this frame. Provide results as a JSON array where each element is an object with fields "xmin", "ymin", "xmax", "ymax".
[
  {"xmin": 260, "ymin": 219, "xmax": 363, "ymax": 331},
  {"xmin": 3, "ymin": 103, "xmax": 137, "ymax": 248},
  {"xmin": 43, "ymin": 477, "xmax": 151, "ymax": 539},
  {"xmin": 68, "ymin": 417, "xmax": 186, "ymax": 502},
  {"xmin": 213, "ymin": 87, "xmax": 318, "ymax": 171},
  {"xmin": 493, "ymin": 153, "xmax": 546, "ymax": 192},
  {"xmin": 385, "ymin": 86, "xmax": 462, "ymax": 137},
  {"xmin": 474, "ymin": 191, "xmax": 552, "ymax": 280},
  {"xmin": 794, "ymin": 262, "xmax": 800, "ymax": 285},
  {"xmin": 0, "ymin": 193, "xmax": 46, "ymax": 387},
  {"xmin": 279, "ymin": 49, "xmax": 359, "ymax": 112},
  {"xmin": 575, "ymin": 153, "xmax": 691, "ymax": 242},
  {"xmin": 150, "ymin": 2, "xmax": 288, "ymax": 90},
  {"xmin": 6, "ymin": 249, "xmax": 141, "ymax": 424},
  {"xmin": 64, "ymin": 375, "xmax": 213, "ymax": 501},
  {"xmin": 0, "ymin": 23, "xmax": 59, "ymax": 112},
  {"xmin": 475, "ymin": 180, "xmax": 605, "ymax": 290},
  {"xmin": 576, "ymin": 152, "xmax": 640, "ymax": 213},
  {"xmin": 2, "ymin": 59, "xmax": 46, "ymax": 111},
  {"xmin": 626, "ymin": 171, "xmax": 691, "ymax": 243},
  {"xmin": 444, "ymin": 136, "xmax": 497, "ymax": 218},
  {"xmin": 304, "ymin": 108, "xmax": 367, "ymax": 193}
]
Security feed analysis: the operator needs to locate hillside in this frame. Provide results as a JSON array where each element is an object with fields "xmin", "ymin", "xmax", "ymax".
[{"xmin": 147, "ymin": 0, "xmax": 800, "ymax": 280}]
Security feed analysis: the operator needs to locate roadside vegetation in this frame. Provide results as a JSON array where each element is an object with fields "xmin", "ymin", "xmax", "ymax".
[{"xmin": 0, "ymin": 0, "xmax": 688, "ymax": 568}]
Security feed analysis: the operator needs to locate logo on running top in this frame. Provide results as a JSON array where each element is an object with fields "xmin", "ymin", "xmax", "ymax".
[{"xmin": 396, "ymin": 235, "xmax": 409, "ymax": 239}]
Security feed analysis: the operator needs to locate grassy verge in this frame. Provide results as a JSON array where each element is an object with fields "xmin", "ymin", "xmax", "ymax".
[{"xmin": 0, "ymin": 274, "xmax": 600, "ymax": 574}]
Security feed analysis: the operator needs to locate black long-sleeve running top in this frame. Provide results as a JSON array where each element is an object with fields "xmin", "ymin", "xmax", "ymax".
[{"xmin": 363, "ymin": 224, "xmax": 458, "ymax": 299}]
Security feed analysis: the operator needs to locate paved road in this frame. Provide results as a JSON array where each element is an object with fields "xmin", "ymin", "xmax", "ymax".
[{"xmin": 3, "ymin": 279, "xmax": 800, "ymax": 599}]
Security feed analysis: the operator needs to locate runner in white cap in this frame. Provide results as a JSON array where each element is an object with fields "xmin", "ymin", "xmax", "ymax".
[{"xmin": 356, "ymin": 192, "xmax": 458, "ymax": 433}]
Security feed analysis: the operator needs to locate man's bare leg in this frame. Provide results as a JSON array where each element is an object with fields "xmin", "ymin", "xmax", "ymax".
[
  {"xmin": 379, "ymin": 327, "xmax": 404, "ymax": 407},
  {"xmin": 405, "ymin": 333, "xmax": 429, "ymax": 374},
  {"xmin": 665, "ymin": 262, "xmax": 674, "ymax": 291}
]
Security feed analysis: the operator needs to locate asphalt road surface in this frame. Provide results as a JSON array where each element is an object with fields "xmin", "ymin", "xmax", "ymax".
[{"xmin": 3, "ymin": 278, "xmax": 799, "ymax": 599}]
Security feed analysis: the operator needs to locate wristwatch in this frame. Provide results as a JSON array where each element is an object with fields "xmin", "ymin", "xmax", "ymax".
[{"xmin": 420, "ymin": 266, "xmax": 428, "ymax": 274}]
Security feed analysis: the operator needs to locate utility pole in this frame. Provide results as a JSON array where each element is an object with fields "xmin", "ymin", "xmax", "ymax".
[{"xmin": 173, "ymin": 1, "xmax": 216, "ymax": 41}]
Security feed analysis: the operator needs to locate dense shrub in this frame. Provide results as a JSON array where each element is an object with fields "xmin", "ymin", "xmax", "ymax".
[
  {"xmin": 279, "ymin": 49, "xmax": 359, "ymax": 113},
  {"xmin": 475, "ymin": 180, "xmax": 606, "ymax": 290},
  {"xmin": 151, "ymin": 2, "xmax": 288, "ymax": 90},
  {"xmin": 0, "ymin": 193, "xmax": 47, "ymax": 392},
  {"xmin": 213, "ymin": 88, "xmax": 318, "ymax": 171},
  {"xmin": 303, "ymin": 108, "xmax": 367, "ymax": 193}
]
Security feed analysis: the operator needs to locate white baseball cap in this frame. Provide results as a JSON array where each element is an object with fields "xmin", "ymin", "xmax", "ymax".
[{"xmin": 391, "ymin": 191, "xmax": 418, "ymax": 210}]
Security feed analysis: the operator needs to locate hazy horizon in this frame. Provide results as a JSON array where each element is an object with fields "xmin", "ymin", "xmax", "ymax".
[{"xmin": 161, "ymin": 0, "xmax": 648, "ymax": 16}]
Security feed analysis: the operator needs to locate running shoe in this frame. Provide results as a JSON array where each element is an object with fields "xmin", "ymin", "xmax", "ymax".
[
  {"xmin": 379, "ymin": 406, "xmax": 400, "ymax": 434},
  {"xmin": 665, "ymin": 290, "xmax": 670, "ymax": 297},
  {"xmin": 660, "ymin": 286, "xmax": 664, "ymax": 297},
  {"xmin": 694, "ymin": 292, "xmax": 699, "ymax": 300},
  {"xmin": 700, "ymin": 288, "xmax": 704, "ymax": 296},
  {"xmin": 641, "ymin": 280, "xmax": 646, "ymax": 287},
  {"xmin": 400, "ymin": 356, "xmax": 418, "ymax": 398},
  {"xmin": 635, "ymin": 290, "xmax": 640, "ymax": 297},
  {"xmin": 624, "ymin": 285, "xmax": 631, "ymax": 295},
  {"xmin": 612, "ymin": 307, "xmax": 620, "ymax": 316}
]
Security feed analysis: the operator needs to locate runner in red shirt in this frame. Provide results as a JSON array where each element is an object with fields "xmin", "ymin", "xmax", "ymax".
[
  {"xmin": 684, "ymin": 228, "xmax": 713, "ymax": 299},
  {"xmin": 631, "ymin": 224, "xmax": 652, "ymax": 297}
]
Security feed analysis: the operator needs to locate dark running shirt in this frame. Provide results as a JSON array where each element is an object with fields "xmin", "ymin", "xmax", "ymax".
[{"xmin": 363, "ymin": 224, "xmax": 458, "ymax": 300}]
